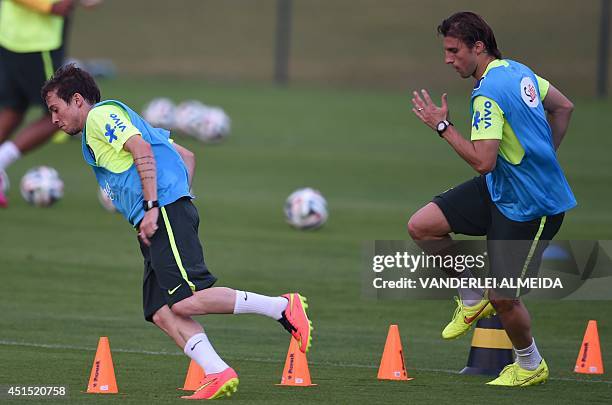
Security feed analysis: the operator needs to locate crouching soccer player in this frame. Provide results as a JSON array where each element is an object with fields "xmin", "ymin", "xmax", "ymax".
[
  {"xmin": 408, "ymin": 12, "xmax": 575, "ymax": 386},
  {"xmin": 41, "ymin": 65, "xmax": 313, "ymax": 400}
]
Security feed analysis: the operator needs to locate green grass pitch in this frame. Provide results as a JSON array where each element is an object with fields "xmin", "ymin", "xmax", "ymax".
[{"xmin": 1, "ymin": 78, "xmax": 611, "ymax": 404}]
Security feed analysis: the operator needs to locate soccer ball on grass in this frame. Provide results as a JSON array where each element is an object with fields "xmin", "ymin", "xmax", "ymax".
[
  {"xmin": 284, "ymin": 187, "xmax": 328, "ymax": 230},
  {"xmin": 20, "ymin": 166, "xmax": 64, "ymax": 207},
  {"xmin": 175, "ymin": 101, "xmax": 230, "ymax": 143},
  {"xmin": 142, "ymin": 97, "xmax": 176, "ymax": 130}
]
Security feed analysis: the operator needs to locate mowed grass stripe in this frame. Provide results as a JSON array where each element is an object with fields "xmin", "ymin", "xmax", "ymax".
[{"xmin": 1, "ymin": 340, "xmax": 610, "ymax": 385}]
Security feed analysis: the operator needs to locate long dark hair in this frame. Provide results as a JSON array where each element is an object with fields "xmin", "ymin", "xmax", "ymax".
[{"xmin": 437, "ymin": 12, "xmax": 502, "ymax": 59}]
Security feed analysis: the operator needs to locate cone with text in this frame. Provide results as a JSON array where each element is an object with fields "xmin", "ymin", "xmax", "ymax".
[
  {"xmin": 178, "ymin": 359, "xmax": 206, "ymax": 391},
  {"xmin": 377, "ymin": 324, "xmax": 413, "ymax": 381},
  {"xmin": 574, "ymin": 320, "xmax": 604, "ymax": 374},
  {"xmin": 276, "ymin": 337, "xmax": 316, "ymax": 386},
  {"xmin": 86, "ymin": 337, "xmax": 118, "ymax": 394}
]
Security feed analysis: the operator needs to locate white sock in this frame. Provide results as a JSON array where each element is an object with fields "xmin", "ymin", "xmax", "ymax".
[
  {"xmin": 515, "ymin": 338, "xmax": 543, "ymax": 371},
  {"xmin": 457, "ymin": 268, "xmax": 484, "ymax": 306},
  {"xmin": 233, "ymin": 290, "xmax": 287, "ymax": 320},
  {"xmin": 184, "ymin": 332, "xmax": 229, "ymax": 374},
  {"xmin": 0, "ymin": 141, "xmax": 21, "ymax": 172}
]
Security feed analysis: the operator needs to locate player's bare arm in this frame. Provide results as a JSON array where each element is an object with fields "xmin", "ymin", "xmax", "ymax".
[
  {"xmin": 124, "ymin": 134, "xmax": 158, "ymax": 246},
  {"xmin": 13, "ymin": 0, "xmax": 72, "ymax": 15},
  {"xmin": 442, "ymin": 132, "xmax": 500, "ymax": 174},
  {"xmin": 542, "ymin": 84, "xmax": 574, "ymax": 150},
  {"xmin": 412, "ymin": 89, "xmax": 499, "ymax": 174},
  {"xmin": 173, "ymin": 142, "xmax": 196, "ymax": 188},
  {"xmin": 50, "ymin": 0, "xmax": 74, "ymax": 16}
]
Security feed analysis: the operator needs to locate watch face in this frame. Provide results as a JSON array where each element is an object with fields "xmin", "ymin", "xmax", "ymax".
[{"xmin": 437, "ymin": 122, "xmax": 446, "ymax": 132}]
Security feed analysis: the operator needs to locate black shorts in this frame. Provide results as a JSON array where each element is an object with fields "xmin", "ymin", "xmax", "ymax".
[
  {"xmin": 139, "ymin": 198, "xmax": 217, "ymax": 322},
  {"xmin": 433, "ymin": 176, "xmax": 564, "ymax": 297},
  {"xmin": 0, "ymin": 46, "xmax": 64, "ymax": 111}
]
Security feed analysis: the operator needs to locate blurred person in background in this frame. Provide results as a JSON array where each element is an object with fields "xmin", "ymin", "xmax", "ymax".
[{"xmin": 0, "ymin": 0, "xmax": 100, "ymax": 207}]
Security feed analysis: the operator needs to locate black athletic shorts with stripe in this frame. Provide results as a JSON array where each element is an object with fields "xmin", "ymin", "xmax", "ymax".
[
  {"xmin": 432, "ymin": 176, "xmax": 564, "ymax": 298},
  {"xmin": 0, "ymin": 45, "xmax": 64, "ymax": 111},
  {"xmin": 139, "ymin": 197, "xmax": 217, "ymax": 322}
]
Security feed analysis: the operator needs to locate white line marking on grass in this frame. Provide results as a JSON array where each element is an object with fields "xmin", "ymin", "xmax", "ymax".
[
  {"xmin": 1, "ymin": 340, "xmax": 610, "ymax": 385},
  {"xmin": 0, "ymin": 340, "xmax": 179, "ymax": 356}
]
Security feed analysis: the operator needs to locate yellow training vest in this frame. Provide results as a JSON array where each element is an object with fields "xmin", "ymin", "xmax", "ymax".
[{"xmin": 0, "ymin": 0, "xmax": 64, "ymax": 52}]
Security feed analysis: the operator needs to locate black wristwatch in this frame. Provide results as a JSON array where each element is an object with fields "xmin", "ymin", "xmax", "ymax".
[
  {"xmin": 143, "ymin": 200, "xmax": 159, "ymax": 211},
  {"xmin": 436, "ymin": 120, "xmax": 453, "ymax": 137}
]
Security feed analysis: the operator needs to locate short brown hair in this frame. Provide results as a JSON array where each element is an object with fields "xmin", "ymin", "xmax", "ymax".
[
  {"xmin": 438, "ymin": 12, "xmax": 502, "ymax": 59},
  {"xmin": 41, "ymin": 64, "xmax": 101, "ymax": 105}
]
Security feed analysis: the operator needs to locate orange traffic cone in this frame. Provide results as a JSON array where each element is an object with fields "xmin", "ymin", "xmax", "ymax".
[
  {"xmin": 276, "ymin": 337, "xmax": 316, "ymax": 386},
  {"xmin": 178, "ymin": 359, "xmax": 206, "ymax": 391},
  {"xmin": 86, "ymin": 337, "xmax": 118, "ymax": 394},
  {"xmin": 574, "ymin": 320, "xmax": 604, "ymax": 374},
  {"xmin": 377, "ymin": 324, "xmax": 413, "ymax": 381}
]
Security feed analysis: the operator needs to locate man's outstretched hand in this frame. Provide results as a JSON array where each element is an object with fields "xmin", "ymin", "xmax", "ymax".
[{"xmin": 411, "ymin": 89, "xmax": 449, "ymax": 130}]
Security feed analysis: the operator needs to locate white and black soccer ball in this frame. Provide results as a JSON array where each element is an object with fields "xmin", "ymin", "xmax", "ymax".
[
  {"xmin": 284, "ymin": 187, "xmax": 328, "ymax": 230},
  {"xmin": 20, "ymin": 166, "xmax": 64, "ymax": 207},
  {"xmin": 142, "ymin": 98, "xmax": 176, "ymax": 130},
  {"xmin": 193, "ymin": 107, "xmax": 231, "ymax": 143},
  {"xmin": 97, "ymin": 186, "xmax": 117, "ymax": 213},
  {"xmin": 175, "ymin": 101, "xmax": 230, "ymax": 143},
  {"xmin": 174, "ymin": 100, "xmax": 207, "ymax": 137}
]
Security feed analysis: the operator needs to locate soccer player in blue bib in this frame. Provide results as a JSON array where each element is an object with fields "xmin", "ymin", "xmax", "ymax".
[
  {"xmin": 408, "ymin": 12, "xmax": 576, "ymax": 386},
  {"xmin": 41, "ymin": 65, "xmax": 313, "ymax": 400}
]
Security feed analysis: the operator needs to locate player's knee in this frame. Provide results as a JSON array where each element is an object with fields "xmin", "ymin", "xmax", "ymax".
[
  {"xmin": 152, "ymin": 308, "xmax": 171, "ymax": 329},
  {"xmin": 490, "ymin": 298, "xmax": 519, "ymax": 313},
  {"xmin": 170, "ymin": 301, "xmax": 190, "ymax": 318}
]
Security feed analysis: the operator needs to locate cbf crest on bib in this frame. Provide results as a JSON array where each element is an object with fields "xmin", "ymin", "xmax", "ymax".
[{"xmin": 520, "ymin": 77, "xmax": 539, "ymax": 108}]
